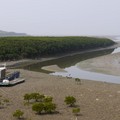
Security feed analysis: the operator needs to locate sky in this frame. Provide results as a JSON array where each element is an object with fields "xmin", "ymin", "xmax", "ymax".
[{"xmin": 0, "ymin": 0, "xmax": 120, "ymax": 36}]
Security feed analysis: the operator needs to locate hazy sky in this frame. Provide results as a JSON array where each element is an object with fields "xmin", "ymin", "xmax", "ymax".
[{"xmin": 0, "ymin": 0, "xmax": 120, "ymax": 36}]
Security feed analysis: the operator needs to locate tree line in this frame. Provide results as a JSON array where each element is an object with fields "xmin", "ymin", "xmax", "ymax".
[{"xmin": 0, "ymin": 36, "xmax": 115, "ymax": 61}]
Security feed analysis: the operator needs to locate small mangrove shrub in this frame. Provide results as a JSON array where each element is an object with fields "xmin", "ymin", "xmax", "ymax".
[
  {"xmin": 43, "ymin": 96, "xmax": 53, "ymax": 103},
  {"xmin": 24, "ymin": 93, "xmax": 31, "ymax": 103},
  {"xmin": 44, "ymin": 102, "xmax": 56, "ymax": 113},
  {"xmin": 32, "ymin": 103, "xmax": 44, "ymax": 114},
  {"xmin": 24, "ymin": 93, "xmax": 45, "ymax": 103},
  {"xmin": 72, "ymin": 108, "xmax": 80, "ymax": 116},
  {"xmin": 13, "ymin": 109, "xmax": 24, "ymax": 119},
  {"xmin": 75, "ymin": 78, "xmax": 81, "ymax": 84},
  {"xmin": 0, "ymin": 95, "xmax": 10, "ymax": 108},
  {"xmin": 64, "ymin": 96, "xmax": 76, "ymax": 107},
  {"xmin": 32, "ymin": 102, "xmax": 56, "ymax": 114}
]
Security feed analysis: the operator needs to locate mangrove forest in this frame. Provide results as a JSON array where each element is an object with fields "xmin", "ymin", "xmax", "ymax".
[{"xmin": 0, "ymin": 36, "xmax": 115, "ymax": 61}]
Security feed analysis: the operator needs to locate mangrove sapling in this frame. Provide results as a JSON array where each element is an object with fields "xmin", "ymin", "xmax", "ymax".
[
  {"xmin": 3, "ymin": 99, "xmax": 10, "ymax": 106},
  {"xmin": 0, "ymin": 101, "xmax": 2, "ymax": 108},
  {"xmin": 23, "ymin": 101, "xmax": 30, "ymax": 106},
  {"xmin": 0, "ymin": 96, "xmax": 11, "ymax": 108},
  {"xmin": 32, "ymin": 103, "xmax": 44, "ymax": 114},
  {"xmin": 13, "ymin": 109, "xmax": 24, "ymax": 119},
  {"xmin": 24, "ymin": 93, "xmax": 45, "ymax": 104},
  {"xmin": 43, "ymin": 96, "xmax": 53, "ymax": 103},
  {"xmin": 24, "ymin": 93, "xmax": 31, "ymax": 103},
  {"xmin": 30, "ymin": 93, "xmax": 40, "ymax": 102},
  {"xmin": 30, "ymin": 93, "xmax": 45, "ymax": 102},
  {"xmin": 37, "ymin": 94, "xmax": 45, "ymax": 102},
  {"xmin": 0, "ymin": 100, "xmax": 4, "ymax": 108},
  {"xmin": 72, "ymin": 108, "xmax": 80, "ymax": 116},
  {"xmin": 75, "ymin": 78, "xmax": 81, "ymax": 85},
  {"xmin": 64, "ymin": 96, "xmax": 76, "ymax": 107},
  {"xmin": 43, "ymin": 102, "xmax": 56, "ymax": 114}
]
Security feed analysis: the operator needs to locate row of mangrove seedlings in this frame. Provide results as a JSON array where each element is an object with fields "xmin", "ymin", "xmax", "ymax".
[{"xmin": 12, "ymin": 92, "xmax": 80, "ymax": 119}]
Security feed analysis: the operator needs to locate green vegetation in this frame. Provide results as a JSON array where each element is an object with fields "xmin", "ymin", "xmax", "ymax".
[
  {"xmin": 32, "ymin": 102, "xmax": 56, "ymax": 114},
  {"xmin": 64, "ymin": 96, "xmax": 76, "ymax": 107},
  {"xmin": 30, "ymin": 93, "xmax": 43, "ymax": 102},
  {"xmin": 0, "ymin": 36, "xmax": 115, "ymax": 61},
  {"xmin": 44, "ymin": 102, "xmax": 56, "ymax": 113},
  {"xmin": 24, "ymin": 93, "xmax": 45, "ymax": 104},
  {"xmin": 0, "ymin": 95, "xmax": 10, "ymax": 108},
  {"xmin": 75, "ymin": 78, "xmax": 81, "ymax": 84},
  {"xmin": 43, "ymin": 96, "xmax": 53, "ymax": 103},
  {"xmin": 32, "ymin": 103, "xmax": 44, "ymax": 114},
  {"xmin": 24, "ymin": 93, "xmax": 31, "ymax": 103},
  {"xmin": 24, "ymin": 92, "xmax": 56, "ymax": 115},
  {"xmin": 13, "ymin": 109, "xmax": 24, "ymax": 119},
  {"xmin": 3, "ymin": 99, "xmax": 10, "ymax": 106},
  {"xmin": 12, "ymin": 92, "xmax": 80, "ymax": 118},
  {"xmin": 72, "ymin": 108, "xmax": 80, "ymax": 116}
]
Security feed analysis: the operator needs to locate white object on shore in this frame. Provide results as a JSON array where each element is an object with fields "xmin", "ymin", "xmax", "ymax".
[
  {"xmin": 2, "ymin": 79, "xmax": 9, "ymax": 84},
  {"xmin": 96, "ymin": 98, "xmax": 99, "ymax": 101}
]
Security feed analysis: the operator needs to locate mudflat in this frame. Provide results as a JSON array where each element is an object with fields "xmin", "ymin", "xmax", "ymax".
[{"xmin": 0, "ymin": 69, "xmax": 120, "ymax": 120}]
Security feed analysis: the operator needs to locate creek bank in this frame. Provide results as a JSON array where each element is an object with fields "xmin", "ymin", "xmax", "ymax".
[{"xmin": 1, "ymin": 42, "xmax": 120, "ymax": 68}]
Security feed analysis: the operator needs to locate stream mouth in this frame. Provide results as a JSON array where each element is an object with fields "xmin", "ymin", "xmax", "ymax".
[
  {"xmin": 24, "ymin": 46, "xmax": 120, "ymax": 84},
  {"xmin": 52, "ymin": 46, "xmax": 120, "ymax": 84},
  {"xmin": 23, "ymin": 38, "xmax": 120, "ymax": 84}
]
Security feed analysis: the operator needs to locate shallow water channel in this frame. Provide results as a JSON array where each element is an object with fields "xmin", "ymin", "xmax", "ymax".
[{"xmin": 24, "ymin": 46, "xmax": 120, "ymax": 84}]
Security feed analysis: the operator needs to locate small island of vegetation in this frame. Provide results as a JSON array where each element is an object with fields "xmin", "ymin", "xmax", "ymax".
[{"xmin": 0, "ymin": 36, "xmax": 115, "ymax": 61}]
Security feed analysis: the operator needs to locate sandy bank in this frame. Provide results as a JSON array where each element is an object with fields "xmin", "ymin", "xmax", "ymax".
[
  {"xmin": 77, "ymin": 52, "xmax": 120, "ymax": 76},
  {"xmin": 42, "ymin": 65, "xmax": 66, "ymax": 72}
]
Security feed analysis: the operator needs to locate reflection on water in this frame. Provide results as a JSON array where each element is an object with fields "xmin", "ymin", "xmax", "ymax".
[{"xmin": 24, "ymin": 49, "xmax": 114, "ymax": 73}]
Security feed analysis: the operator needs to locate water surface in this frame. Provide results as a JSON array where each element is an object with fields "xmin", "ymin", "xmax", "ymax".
[
  {"xmin": 51, "ymin": 66, "xmax": 120, "ymax": 84},
  {"xmin": 25, "ymin": 49, "xmax": 114, "ymax": 73},
  {"xmin": 24, "ymin": 48, "xmax": 120, "ymax": 84}
]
